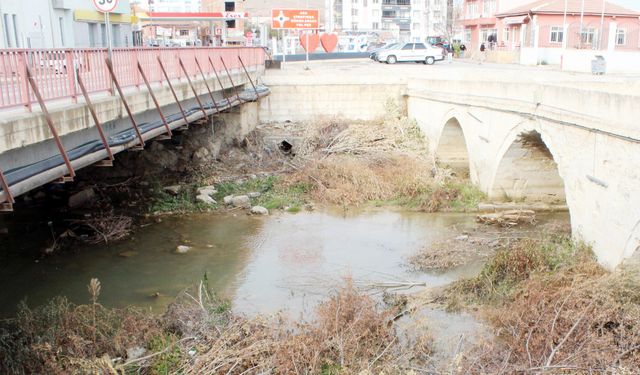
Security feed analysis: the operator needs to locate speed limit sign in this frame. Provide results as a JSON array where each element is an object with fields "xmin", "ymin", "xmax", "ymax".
[{"xmin": 93, "ymin": 0, "xmax": 119, "ymax": 13}]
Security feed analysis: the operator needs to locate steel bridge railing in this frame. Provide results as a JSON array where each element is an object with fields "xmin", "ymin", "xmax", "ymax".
[{"xmin": 0, "ymin": 46, "xmax": 266, "ymax": 111}]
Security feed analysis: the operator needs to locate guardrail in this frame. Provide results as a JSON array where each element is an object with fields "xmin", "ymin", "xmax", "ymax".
[{"xmin": 0, "ymin": 47, "xmax": 266, "ymax": 111}]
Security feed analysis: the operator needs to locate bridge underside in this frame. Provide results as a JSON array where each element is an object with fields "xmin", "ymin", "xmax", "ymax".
[{"xmin": 0, "ymin": 72, "xmax": 268, "ymax": 209}]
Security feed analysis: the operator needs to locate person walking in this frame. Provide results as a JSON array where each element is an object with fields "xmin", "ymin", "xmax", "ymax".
[
  {"xmin": 460, "ymin": 43, "xmax": 466, "ymax": 58},
  {"xmin": 479, "ymin": 42, "xmax": 486, "ymax": 65}
]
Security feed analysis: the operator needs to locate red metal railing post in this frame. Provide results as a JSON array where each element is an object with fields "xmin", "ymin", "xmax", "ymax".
[
  {"xmin": 18, "ymin": 52, "xmax": 32, "ymax": 112},
  {"xmin": 0, "ymin": 167, "xmax": 14, "ymax": 207},
  {"xmin": 66, "ymin": 50, "xmax": 77, "ymax": 103},
  {"xmin": 25, "ymin": 65, "xmax": 75, "ymax": 179}
]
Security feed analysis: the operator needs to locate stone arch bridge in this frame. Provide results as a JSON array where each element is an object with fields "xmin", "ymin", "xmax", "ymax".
[{"xmin": 407, "ymin": 79, "xmax": 640, "ymax": 268}]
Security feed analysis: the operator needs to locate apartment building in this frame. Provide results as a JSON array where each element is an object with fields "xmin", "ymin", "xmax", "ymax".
[{"xmin": 332, "ymin": 0, "xmax": 451, "ymax": 42}]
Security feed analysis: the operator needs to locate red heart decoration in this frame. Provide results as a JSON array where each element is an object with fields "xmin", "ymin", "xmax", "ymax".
[
  {"xmin": 300, "ymin": 32, "xmax": 319, "ymax": 53},
  {"xmin": 320, "ymin": 33, "xmax": 338, "ymax": 53}
]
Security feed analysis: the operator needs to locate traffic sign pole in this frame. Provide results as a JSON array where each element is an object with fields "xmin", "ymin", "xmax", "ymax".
[{"xmin": 93, "ymin": 0, "xmax": 118, "ymax": 95}]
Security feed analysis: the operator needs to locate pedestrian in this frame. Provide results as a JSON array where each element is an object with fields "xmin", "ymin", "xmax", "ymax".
[
  {"xmin": 460, "ymin": 43, "xmax": 466, "ymax": 58},
  {"xmin": 479, "ymin": 42, "xmax": 486, "ymax": 65},
  {"xmin": 447, "ymin": 43, "xmax": 453, "ymax": 64}
]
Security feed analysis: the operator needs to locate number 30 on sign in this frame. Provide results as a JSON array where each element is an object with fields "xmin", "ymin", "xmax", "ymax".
[{"xmin": 93, "ymin": 0, "xmax": 119, "ymax": 13}]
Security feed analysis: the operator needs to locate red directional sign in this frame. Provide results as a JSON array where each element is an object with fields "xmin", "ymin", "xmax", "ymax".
[
  {"xmin": 93, "ymin": 0, "xmax": 119, "ymax": 13},
  {"xmin": 271, "ymin": 9, "xmax": 319, "ymax": 29}
]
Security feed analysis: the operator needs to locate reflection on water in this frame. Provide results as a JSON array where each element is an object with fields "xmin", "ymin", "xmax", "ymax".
[{"xmin": 0, "ymin": 208, "xmax": 569, "ymax": 320}]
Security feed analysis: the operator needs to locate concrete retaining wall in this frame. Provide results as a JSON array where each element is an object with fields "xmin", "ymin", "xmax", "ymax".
[{"xmin": 257, "ymin": 83, "xmax": 405, "ymax": 123}]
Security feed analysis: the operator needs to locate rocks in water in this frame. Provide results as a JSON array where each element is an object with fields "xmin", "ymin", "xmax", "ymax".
[
  {"xmin": 68, "ymin": 188, "xmax": 95, "ymax": 208},
  {"xmin": 175, "ymin": 245, "xmax": 191, "ymax": 254},
  {"xmin": 196, "ymin": 194, "xmax": 216, "ymax": 205},
  {"xmin": 477, "ymin": 209, "xmax": 536, "ymax": 227},
  {"xmin": 223, "ymin": 195, "xmax": 234, "ymax": 205},
  {"xmin": 197, "ymin": 186, "xmax": 218, "ymax": 196},
  {"xmin": 163, "ymin": 185, "xmax": 182, "ymax": 196},
  {"xmin": 455, "ymin": 235, "xmax": 469, "ymax": 241},
  {"xmin": 118, "ymin": 251, "xmax": 138, "ymax": 258},
  {"xmin": 251, "ymin": 206, "xmax": 269, "ymax": 215},
  {"xmin": 247, "ymin": 191, "xmax": 261, "ymax": 198},
  {"xmin": 126, "ymin": 346, "xmax": 146, "ymax": 361},
  {"xmin": 230, "ymin": 195, "xmax": 251, "ymax": 208}
]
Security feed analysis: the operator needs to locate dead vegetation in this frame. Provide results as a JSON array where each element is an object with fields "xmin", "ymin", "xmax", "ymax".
[
  {"xmin": 441, "ymin": 235, "xmax": 640, "ymax": 373},
  {"xmin": 192, "ymin": 99, "xmax": 485, "ymax": 212},
  {"xmin": 0, "ymin": 279, "xmax": 432, "ymax": 374}
]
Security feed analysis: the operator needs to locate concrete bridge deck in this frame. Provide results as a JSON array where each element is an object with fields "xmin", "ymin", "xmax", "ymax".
[
  {"xmin": 0, "ymin": 47, "xmax": 268, "ymax": 209},
  {"xmin": 259, "ymin": 59, "xmax": 640, "ymax": 268}
]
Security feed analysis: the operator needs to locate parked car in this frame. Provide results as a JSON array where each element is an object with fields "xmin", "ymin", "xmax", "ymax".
[
  {"xmin": 377, "ymin": 42, "xmax": 444, "ymax": 65},
  {"xmin": 369, "ymin": 43, "xmax": 399, "ymax": 61}
]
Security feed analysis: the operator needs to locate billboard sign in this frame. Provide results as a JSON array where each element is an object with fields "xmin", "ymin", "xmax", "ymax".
[{"xmin": 271, "ymin": 9, "xmax": 319, "ymax": 29}]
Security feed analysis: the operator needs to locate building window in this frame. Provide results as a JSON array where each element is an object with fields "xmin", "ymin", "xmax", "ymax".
[
  {"xmin": 413, "ymin": 10, "xmax": 420, "ymax": 19},
  {"xmin": 482, "ymin": 0, "xmax": 495, "ymax": 17},
  {"xmin": 549, "ymin": 26, "xmax": 564, "ymax": 43},
  {"xmin": 464, "ymin": 28, "xmax": 471, "ymax": 43},
  {"xmin": 412, "ymin": 23, "xmax": 420, "ymax": 30},
  {"xmin": 88, "ymin": 23, "xmax": 97, "ymax": 47},
  {"xmin": 352, "ymin": 22, "xmax": 358, "ymax": 30},
  {"xmin": 616, "ymin": 29, "xmax": 626, "ymax": 45},
  {"xmin": 3, "ymin": 14, "xmax": 12, "ymax": 47},
  {"xmin": 12, "ymin": 14, "xmax": 19, "ymax": 47},
  {"xmin": 224, "ymin": 2, "xmax": 235, "ymax": 11},
  {"xmin": 503, "ymin": 27, "xmax": 509, "ymax": 42},
  {"xmin": 372, "ymin": 22, "xmax": 379, "ymax": 29},
  {"xmin": 59, "ymin": 17, "xmax": 65, "ymax": 46},
  {"xmin": 467, "ymin": 1, "xmax": 478, "ymax": 19},
  {"xmin": 373, "ymin": 0, "xmax": 378, "ymax": 3},
  {"xmin": 180, "ymin": 30, "xmax": 189, "ymax": 36},
  {"xmin": 481, "ymin": 28, "xmax": 497, "ymax": 43},
  {"xmin": 580, "ymin": 28, "xmax": 596, "ymax": 44},
  {"xmin": 373, "ymin": 9, "xmax": 380, "ymax": 17},
  {"xmin": 100, "ymin": 23, "xmax": 106, "ymax": 47},
  {"xmin": 226, "ymin": 19, "xmax": 236, "ymax": 28},
  {"xmin": 352, "ymin": 9, "xmax": 358, "ymax": 16}
]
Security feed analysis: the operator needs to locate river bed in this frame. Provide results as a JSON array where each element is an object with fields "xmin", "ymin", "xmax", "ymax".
[{"xmin": 0, "ymin": 208, "xmax": 568, "ymax": 320}]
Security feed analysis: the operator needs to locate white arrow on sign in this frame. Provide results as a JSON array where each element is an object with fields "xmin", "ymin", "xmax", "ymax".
[{"xmin": 93, "ymin": 0, "xmax": 119, "ymax": 13}]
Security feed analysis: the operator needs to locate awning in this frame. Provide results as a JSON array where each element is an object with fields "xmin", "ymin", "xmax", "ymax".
[{"xmin": 503, "ymin": 15, "xmax": 527, "ymax": 25}]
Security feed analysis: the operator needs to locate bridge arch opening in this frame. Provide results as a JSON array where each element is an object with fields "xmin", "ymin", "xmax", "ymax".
[
  {"xmin": 435, "ymin": 118, "xmax": 470, "ymax": 176},
  {"xmin": 490, "ymin": 130, "xmax": 566, "ymax": 203}
]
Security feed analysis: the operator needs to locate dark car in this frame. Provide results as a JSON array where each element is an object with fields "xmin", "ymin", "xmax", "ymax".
[{"xmin": 369, "ymin": 43, "xmax": 399, "ymax": 61}]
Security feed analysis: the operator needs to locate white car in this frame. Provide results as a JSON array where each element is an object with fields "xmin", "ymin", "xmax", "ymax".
[{"xmin": 377, "ymin": 42, "xmax": 444, "ymax": 65}]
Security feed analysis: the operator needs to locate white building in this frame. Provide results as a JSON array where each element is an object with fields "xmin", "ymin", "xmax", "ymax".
[
  {"xmin": 330, "ymin": 0, "xmax": 450, "ymax": 42},
  {"xmin": 0, "ymin": 0, "xmax": 133, "ymax": 49},
  {"xmin": 143, "ymin": 0, "xmax": 202, "ymax": 12}
]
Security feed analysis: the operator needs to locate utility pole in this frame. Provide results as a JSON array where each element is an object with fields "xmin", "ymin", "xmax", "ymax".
[
  {"xmin": 579, "ymin": 0, "xmax": 585, "ymax": 49},
  {"xmin": 598, "ymin": 0, "xmax": 605, "ymax": 49}
]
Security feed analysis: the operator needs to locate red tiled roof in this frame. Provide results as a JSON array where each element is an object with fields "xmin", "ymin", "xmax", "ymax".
[{"xmin": 496, "ymin": 0, "xmax": 640, "ymax": 17}]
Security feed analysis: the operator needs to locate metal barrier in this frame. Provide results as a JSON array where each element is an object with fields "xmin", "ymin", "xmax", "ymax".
[{"xmin": 0, "ymin": 47, "xmax": 266, "ymax": 111}]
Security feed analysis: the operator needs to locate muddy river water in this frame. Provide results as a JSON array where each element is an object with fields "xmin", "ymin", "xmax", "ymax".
[
  {"xmin": 0, "ymin": 208, "xmax": 568, "ymax": 318},
  {"xmin": 0, "ymin": 208, "xmax": 569, "ymax": 360}
]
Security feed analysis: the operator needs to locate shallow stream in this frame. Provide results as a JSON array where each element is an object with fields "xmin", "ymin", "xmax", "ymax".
[{"xmin": 0, "ymin": 208, "xmax": 569, "ymax": 357}]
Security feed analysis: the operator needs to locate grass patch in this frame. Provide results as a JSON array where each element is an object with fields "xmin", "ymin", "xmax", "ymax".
[
  {"xmin": 149, "ymin": 191, "xmax": 213, "ymax": 214},
  {"xmin": 445, "ymin": 235, "xmax": 593, "ymax": 308},
  {"xmin": 213, "ymin": 176, "xmax": 276, "ymax": 201}
]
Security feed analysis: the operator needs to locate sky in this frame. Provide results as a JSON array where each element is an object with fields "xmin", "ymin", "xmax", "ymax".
[{"xmin": 610, "ymin": 0, "xmax": 640, "ymax": 11}]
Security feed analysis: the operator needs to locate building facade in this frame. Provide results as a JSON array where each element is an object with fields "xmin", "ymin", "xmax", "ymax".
[
  {"xmin": 0, "ymin": 0, "xmax": 133, "ymax": 49},
  {"xmin": 331, "ymin": 0, "xmax": 451, "ymax": 42},
  {"xmin": 462, "ymin": 0, "xmax": 640, "ymax": 51},
  {"xmin": 145, "ymin": 0, "xmax": 202, "ymax": 12}
]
